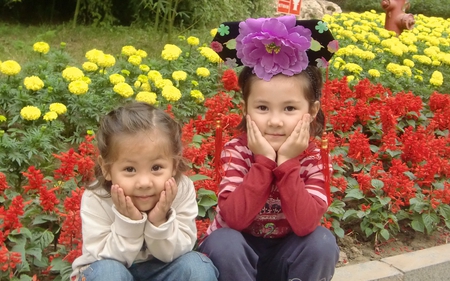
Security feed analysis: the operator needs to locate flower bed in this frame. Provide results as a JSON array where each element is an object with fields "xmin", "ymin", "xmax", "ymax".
[{"xmin": 0, "ymin": 10, "xmax": 449, "ymax": 281}]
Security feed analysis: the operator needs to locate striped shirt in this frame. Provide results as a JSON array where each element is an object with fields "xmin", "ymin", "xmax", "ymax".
[{"xmin": 207, "ymin": 134, "xmax": 330, "ymax": 238}]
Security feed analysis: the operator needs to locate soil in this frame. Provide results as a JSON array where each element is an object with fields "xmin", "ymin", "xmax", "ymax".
[{"xmin": 336, "ymin": 226, "xmax": 450, "ymax": 267}]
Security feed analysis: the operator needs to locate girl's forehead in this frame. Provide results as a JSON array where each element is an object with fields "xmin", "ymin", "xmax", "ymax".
[
  {"xmin": 249, "ymin": 75, "xmax": 307, "ymax": 100},
  {"xmin": 109, "ymin": 130, "xmax": 172, "ymax": 158}
]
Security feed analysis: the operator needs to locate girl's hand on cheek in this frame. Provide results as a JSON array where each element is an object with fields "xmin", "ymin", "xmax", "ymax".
[
  {"xmin": 148, "ymin": 177, "xmax": 178, "ymax": 227},
  {"xmin": 278, "ymin": 114, "xmax": 311, "ymax": 165},
  {"xmin": 247, "ymin": 115, "xmax": 276, "ymax": 161},
  {"xmin": 111, "ymin": 184, "xmax": 142, "ymax": 221}
]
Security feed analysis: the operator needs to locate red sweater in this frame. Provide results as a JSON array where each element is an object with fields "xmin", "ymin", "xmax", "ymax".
[{"xmin": 207, "ymin": 134, "xmax": 330, "ymax": 238}]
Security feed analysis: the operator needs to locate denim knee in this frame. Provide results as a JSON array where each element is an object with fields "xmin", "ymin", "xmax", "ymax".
[
  {"xmin": 78, "ymin": 259, "xmax": 133, "ymax": 281},
  {"xmin": 302, "ymin": 226, "xmax": 340, "ymax": 261},
  {"xmin": 174, "ymin": 251, "xmax": 218, "ymax": 281}
]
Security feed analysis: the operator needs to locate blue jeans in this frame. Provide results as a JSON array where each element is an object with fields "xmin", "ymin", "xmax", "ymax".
[
  {"xmin": 78, "ymin": 251, "xmax": 219, "ymax": 281},
  {"xmin": 199, "ymin": 227, "xmax": 339, "ymax": 281}
]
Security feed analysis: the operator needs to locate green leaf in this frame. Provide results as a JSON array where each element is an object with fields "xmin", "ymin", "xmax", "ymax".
[
  {"xmin": 33, "ymin": 214, "xmax": 58, "ymax": 225},
  {"xmin": 39, "ymin": 230, "xmax": 55, "ymax": 249},
  {"xmin": 198, "ymin": 196, "xmax": 217, "ymax": 209},
  {"xmin": 439, "ymin": 204, "xmax": 450, "ymax": 220},
  {"xmin": 225, "ymin": 39, "xmax": 236, "ymax": 49},
  {"xmin": 197, "ymin": 188, "xmax": 217, "ymax": 198},
  {"xmin": 378, "ymin": 196, "xmax": 391, "ymax": 206},
  {"xmin": 11, "ymin": 227, "xmax": 33, "ymax": 239},
  {"xmin": 310, "ymin": 39, "xmax": 323, "ymax": 51},
  {"xmin": 364, "ymin": 227, "xmax": 374, "ymax": 237},
  {"xmin": 342, "ymin": 209, "xmax": 358, "ymax": 220},
  {"xmin": 26, "ymin": 247, "xmax": 42, "ymax": 260},
  {"xmin": 371, "ymin": 179, "xmax": 384, "ymax": 189},
  {"xmin": 189, "ymin": 174, "xmax": 211, "ymax": 182},
  {"xmin": 345, "ymin": 188, "xmax": 364, "ymax": 200},
  {"xmin": 19, "ymin": 275, "xmax": 33, "ymax": 281},
  {"xmin": 198, "ymin": 205, "xmax": 206, "ymax": 217},
  {"xmin": 411, "ymin": 220, "xmax": 424, "ymax": 233},
  {"xmin": 333, "ymin": 227, "xmax": 345, "ymax": 238},
  {"xmin": 379, "ymin": 229, "xmax": 390, "ymax": 241}
]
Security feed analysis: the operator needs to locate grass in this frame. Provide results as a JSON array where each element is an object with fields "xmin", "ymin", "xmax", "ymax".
[{"xmin": 0, "ymin": 22, "xmax": 212, "ymax": 65}]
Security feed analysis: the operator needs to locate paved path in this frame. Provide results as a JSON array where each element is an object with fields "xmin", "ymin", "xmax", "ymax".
[{"xmin": 332, "ymin": 243, "xmax": 450, "ymax": 280}]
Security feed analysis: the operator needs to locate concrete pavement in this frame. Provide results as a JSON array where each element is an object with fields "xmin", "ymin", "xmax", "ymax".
[{"xmin": 332, "ymin": 243, "xmax": 450, "ymax": 281}]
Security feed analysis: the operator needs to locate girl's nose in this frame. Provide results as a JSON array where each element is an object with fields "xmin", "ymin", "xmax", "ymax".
[
  {"xmin": 136, "ymin": 174, "xmax": 152, "ymax": 189},
  {"xmin": 268, "ymin": 113, "xmax": 283, "ymax": 127}
]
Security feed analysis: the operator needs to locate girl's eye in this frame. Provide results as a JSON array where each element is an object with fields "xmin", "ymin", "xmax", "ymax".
[
  {"xmin": 285, "ymin": 106, "xmax": 296, "ymax": 111},
  {"xmin": 257, "ymin": 105, "xmax": 268, "ymax": 111},
  {"xmin": 125, "ymin": 167, "xmax": 136, "ymax": 173},
  {"xmin": 152, "ymin": 165, "xmax": 162, "ymax": 172}
]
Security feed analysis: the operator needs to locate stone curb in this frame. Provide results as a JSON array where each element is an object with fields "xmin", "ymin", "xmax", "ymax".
[{"xmin": 332, "ymin": 243, "xmax": 450, "ymax": 281}]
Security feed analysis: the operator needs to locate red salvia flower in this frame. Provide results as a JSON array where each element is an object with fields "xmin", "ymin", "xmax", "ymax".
[
  {"xmin": 221, "ymin": 69, "xmax": 240, "ymax": 92},
  {"xmin": 22, "ymin": 166, "xmax": 49, "ymax": 193}
]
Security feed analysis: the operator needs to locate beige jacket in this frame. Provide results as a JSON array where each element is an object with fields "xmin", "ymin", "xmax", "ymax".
[{"xmin": 71, "ymin": 175, "xmax": 198, "ymax": 279}]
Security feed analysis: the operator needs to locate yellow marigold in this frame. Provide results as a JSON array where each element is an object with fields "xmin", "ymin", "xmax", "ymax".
[
  {"xmin": 135, "ymin": 91, "xmax": 157, "ymax": 105},
  {"xmin": 155, "ymin": 78, "xmax": 173, "ymax": 89},
  {"xmin": 148, "ymin": 70, "xmax": 163, "ymax": 82},
  {"xmin": 187, "ymin": 36, "xmax": 200, "ymax": 46},
  {"xmin": 134, "ymin": 80, "xmax": 141, "ymax": 89},
  {"xmin": 128, "ymin": 55, "xmax": 142, "ymax": 66},
  {"xmin": 62, "ymin": 67, "xmax": 84, "ymax": 82},
  {"xmin": 121, "ymin": 45, "xmax": 137, "ymax": 56},
  {"xmin": 368, "ymin": 69, "xmax": 380, "ymax": 78},
  {"xmin": 415, "ymin": 75, "xmax": 423, "ymax": 81},
  {"xmin": 190, "ymin": 89, "xmax": 204, "ymax": 102},
  {"xmin": 430, "ymin": 71, "xmax": 443, "ymax": 86},
  {"xmin": 172, "ymin": 70, "xmax": 187, "ymax": 81},
  {"xmin": 109, "ymin": 73, "xmax": 126, "ymax": 85},
  {"xmin": 33, "ymin": 41, "xmax": 50, "ymax": 54},
  {"xmin": 136, "ymin": 49, "xmax": 148, "ymax": 58},
  {"xmin": 82, "ymin": 62, "xmax": 98, "ymax": 72},
  {"xmin": 137, "ymin": 74, "xmax": 148, "ymax": 83},
  {"xmin": 346, "ymin": 75, "xmax": 355, "ymax": 82},
  {"xmin": 49, "ymin": 103, "xmax": 67, "ymax": 114},
  {"xmin": 0, "ymin": 60, "xmax": 21, "ymax": 76},
  {"xmin": 140, "ymin": 82, "xmax": 151, "ymax": 91},
  {"xmin": 210, "ymin": 28, "xmax": 218, "ymax": 37},
  {"xmin": 85, "ymin": 49, "xmax": 104, "ymax": 63},
  {"xmin": 24, "ymin": 76, "xmax": 44, "ymax": 91},
  {"xmin": 98, "ymin": 54, "xmax": 116, "ymax": 68},
  {"xmin": 82, "ymin": 76, "xmax": 92, "ymax": 84},
  {"xmin": 161, "ymin": 44, "xmax": 182, "ymax": 61},
  {"xmin": 20, "ymin": 106, "xmax": 41, "ymax": 121},
  {"xmin": 162, "ymin": 85, "xmax": 182, "ymax": 102},
  {"xmin": 196, "ymin": 67, "xmax": 210, "ymax": 77},
  {"xmin": 344, "ymin": 63, "xmax": 363, "ymax": 74},
  {"xmin": 198, "ymin": 47, "xmax": 222, "ymax": 63},
  {"xmin": 43, "ymin": 111, "xmax": 58, "ymax": 121},
  {"xmin": 113, "ymin": 82, "xmax": 134, "ymax": 98},
  {"xmin": 0, "ymin": 115, "xmax": 7, "ymax": 122},
  {"xmin": 403, "ymin": 59, "xmax": 414, "ymax": 67},
  {"xmin": 68, "ymin": 80, "xmax": 89, "ymax": 95},
  {"xmin": 139, "ymin": 64, "xmax": 150, "ymax": 72},
  {"xmin": 191, "ymin": 80, "xmax": 199, "ymax": 87},
  {"xmin": 121, "ymin": 69, "xmax": 131, "ymax": 76}
]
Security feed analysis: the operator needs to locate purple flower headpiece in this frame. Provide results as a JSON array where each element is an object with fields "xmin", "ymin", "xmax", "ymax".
[
  {"xmin": 211, "ymin": 16, "xmax": 338, "ymax": 81},
  {"xmin": 236, "ymin": 16, "xmax": 312, "ymax": 81}
]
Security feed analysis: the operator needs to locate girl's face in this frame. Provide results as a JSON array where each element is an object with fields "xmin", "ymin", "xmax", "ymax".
[
  {"xmin": 100, "ymin": 130, "xmax": 176, "ymax": 212},
  {"xmin": 245, "ymin": 74, "xmax": 319, "ymax": 151}
]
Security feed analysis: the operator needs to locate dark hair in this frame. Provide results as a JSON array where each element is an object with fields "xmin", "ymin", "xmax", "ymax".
[
  {"xmin": 90, "ymin": 102, "xmax": 188, "ymax": 193},
  {"xmin": 236, "ymin": 65, "xmax": 325, "ymax": 138}
]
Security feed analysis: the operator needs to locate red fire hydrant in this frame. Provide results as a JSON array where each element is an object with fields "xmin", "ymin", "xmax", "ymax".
[{"xmin": 381, "ymin": 0, "xmax": 415, "ymax": 36}]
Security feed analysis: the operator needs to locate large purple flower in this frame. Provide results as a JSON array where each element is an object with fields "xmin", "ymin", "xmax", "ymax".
[{"xmin": 236, "ymin": 15, "xmax": 312, "ymax": 81}]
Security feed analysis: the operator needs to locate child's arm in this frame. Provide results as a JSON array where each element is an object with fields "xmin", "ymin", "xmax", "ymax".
[
  {"xmin": 79, "ymin": 190, "xmax": 147, "ymax": 267},
  {"xmin": 217, "ymin": 138, "xmax": 274, "ymax": 230},
  {"xmin": 142, "ymin": 175, "xmax": 197, "ymax": 262},
  {"xmin": 274, "ymin": 145, "xmax": 329, "ymax": 236}
]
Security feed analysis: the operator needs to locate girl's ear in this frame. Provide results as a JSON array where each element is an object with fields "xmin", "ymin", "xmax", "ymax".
[
  {"xmin": 98, "ymin": 156, "xmax": 112, "ymax": 181},
  {"xmin": 311, "ymin": 101, "xmax": 320, "ymax": 119},
  {"xmin": 241, "ymin": 100, "xmax": 247, "ymax": 116}
]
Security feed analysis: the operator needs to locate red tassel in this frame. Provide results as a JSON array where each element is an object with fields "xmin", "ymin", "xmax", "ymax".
[
  {"xmin": 322, "ymin": 65, "xmax": 332, "ymax": 206},
  {"xmin": 321, "ymin": 134, "xmax": 332, "ymax": 206},
  {"xmin": 214, "ymin": 120, "xmax": 223, "ymax": 184}
]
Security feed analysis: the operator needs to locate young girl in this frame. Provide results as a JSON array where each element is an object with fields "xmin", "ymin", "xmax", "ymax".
[
  {"xmin": 199, "ymin": 16, "xmax": 340, "ymax": 281},
  {"xmin": 71, "ymin": 102, "xmax": 218, "ymax": 281}
]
